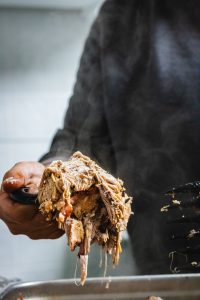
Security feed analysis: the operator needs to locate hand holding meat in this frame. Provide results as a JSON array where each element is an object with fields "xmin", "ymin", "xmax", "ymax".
[
  {"xmin": 0, "ymin": 153, "xmax": 132, "ymax": 285},
  {"xmin": 38, "ymin": 151, "xmax": 132, "ymax": 285},
  {"xmin": 0, "ymin": 161, "xmax": 63, "ymax": 239}
]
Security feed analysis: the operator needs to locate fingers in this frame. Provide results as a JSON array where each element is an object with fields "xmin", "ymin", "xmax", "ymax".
[
  {"xmin": 7, "ymin": 217, "xmax": 64, "ymax": 240},
  {"xmin": 1, "ymin": 176, "xmax": 24, "ymax": 192},
  {"xmin": 0, "ymin": 190, "xmax": 38, "ymax": 223},
  {"xmin": 26, "ymin": 217, "xmax": 64, "ymax": 240},
  {"xmin": 6, "ymin": 221, "xmax": 64, "ymax": 240},
  {"xmin": 0, "ymin": 191, "xmax": 64, "ymax": 240},
  {"xmin": 2, "ymin": 161, "xmax": 45, "ymax": 192}
]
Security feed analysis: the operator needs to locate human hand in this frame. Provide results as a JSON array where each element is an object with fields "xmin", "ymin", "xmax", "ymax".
[{"xmin": 0, "ymin": 162, "xmax": 64, "ymax": 239}]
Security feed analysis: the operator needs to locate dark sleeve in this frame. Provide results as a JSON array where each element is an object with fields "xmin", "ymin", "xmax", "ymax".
[{"xmin": 39, "ymin": 9, "xmax": 116, "ymax": 173}]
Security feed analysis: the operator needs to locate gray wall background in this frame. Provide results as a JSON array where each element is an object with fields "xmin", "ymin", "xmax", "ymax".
[{"xmin": 0, "ymin": 4, "xmax": 135, "ymax": 282}]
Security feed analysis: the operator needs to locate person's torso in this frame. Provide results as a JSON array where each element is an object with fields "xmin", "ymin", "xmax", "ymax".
[{"xmin": 100, "ymin": 0, "xmax": 200, "ymax": 274}]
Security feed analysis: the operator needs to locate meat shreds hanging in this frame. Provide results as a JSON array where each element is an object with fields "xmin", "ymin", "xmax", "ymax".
[{"xmin": 38, "ymin": 151, "xmax": 132, "ymax": 285}]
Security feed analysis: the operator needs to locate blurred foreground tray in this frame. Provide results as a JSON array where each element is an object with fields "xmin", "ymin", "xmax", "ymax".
[{"xmin": 1, "ymin": 274, "xmax": 200, "ymax": 300}]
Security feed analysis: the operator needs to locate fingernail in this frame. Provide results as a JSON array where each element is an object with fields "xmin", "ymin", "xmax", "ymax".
[{"xmin": 3, "ymin": 177, "xmax": 20, "ymax": 185}]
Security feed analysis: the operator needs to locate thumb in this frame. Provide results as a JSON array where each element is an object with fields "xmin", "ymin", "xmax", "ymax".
[
  {"xmin": 2, "ymin": 162, "xmax": 45, "ymax": 193},
  {"xmin": 2, "ymin": 175, "xmax": 25, "ymax": 192}
]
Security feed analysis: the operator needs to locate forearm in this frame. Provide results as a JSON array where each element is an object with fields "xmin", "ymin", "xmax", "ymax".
[{"xmin": 40, "ymin": 7, "xmax": 116, "ymax": 172}]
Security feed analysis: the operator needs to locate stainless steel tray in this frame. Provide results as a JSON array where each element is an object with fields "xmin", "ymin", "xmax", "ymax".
[{"xmin": 1, "ymin": 274, "xmax": 200, "ymax": 300}]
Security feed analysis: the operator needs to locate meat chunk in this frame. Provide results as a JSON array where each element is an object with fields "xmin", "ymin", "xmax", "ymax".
[
  {"xmin": 65, "ymin": 218, "xmax": 84, "ymax": 251},
  {"xmin": 38, "ymin": 151, "xmax": 132, "ymax": 285}
]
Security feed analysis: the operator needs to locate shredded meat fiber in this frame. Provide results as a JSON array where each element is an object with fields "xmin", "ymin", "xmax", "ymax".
[{"xmin": 38, "ymin": 151, "xmax": 132, "ymax": 285}]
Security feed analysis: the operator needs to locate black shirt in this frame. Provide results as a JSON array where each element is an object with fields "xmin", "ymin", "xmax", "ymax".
[{"xmin": 40, "ymin": 0, "xmax": 200, "ymax": 274}]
